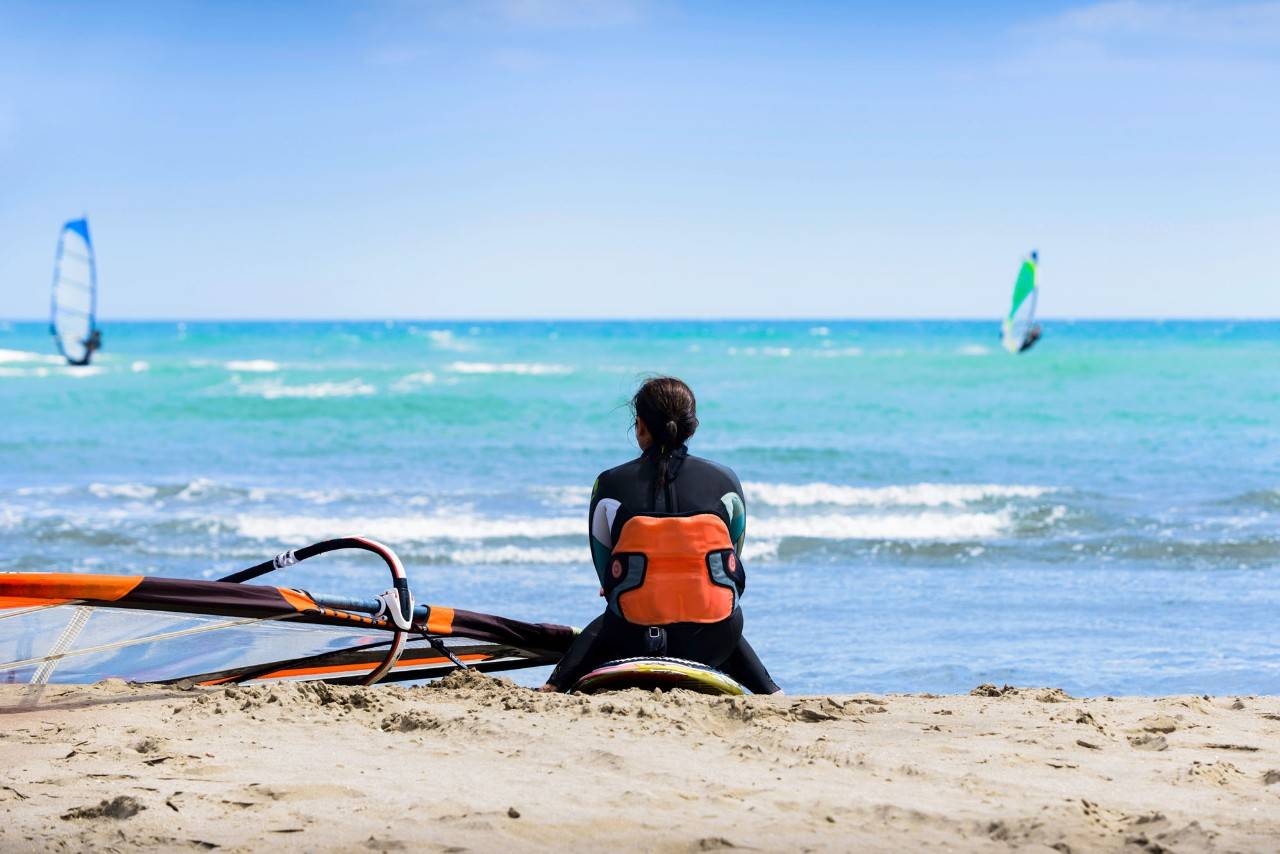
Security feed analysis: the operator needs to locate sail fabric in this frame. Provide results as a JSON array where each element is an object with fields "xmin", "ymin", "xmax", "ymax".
[
  {"xmin": 1001, "ymin": 258, "xmax": 1038, "ymax": 353},
  {"xmin": 50, "ymin": 217, "xmax": 97, "ymax": 365},
  {"xmin": 0, "ymin": 572, "xmax": 575, "ymax": 686}
]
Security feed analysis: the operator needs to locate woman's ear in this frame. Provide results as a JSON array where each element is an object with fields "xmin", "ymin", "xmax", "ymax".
[{"xmin": 634, "ymin": 417, "xmax": 652, "ymax": 450}]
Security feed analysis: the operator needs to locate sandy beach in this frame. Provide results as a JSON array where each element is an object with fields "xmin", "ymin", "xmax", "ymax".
[{"xmin": 2, "ymin": 674, "xmax": 1277, "ymax": 852}]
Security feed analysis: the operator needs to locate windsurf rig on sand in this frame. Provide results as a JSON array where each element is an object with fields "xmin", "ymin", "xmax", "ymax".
[{"xmin": 0, "ymin": 537, "xmax": 577, "ymax": 691}]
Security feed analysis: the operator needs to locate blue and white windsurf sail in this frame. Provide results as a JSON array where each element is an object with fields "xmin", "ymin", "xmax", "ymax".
[{"xmin": 49, "ymin": 217, "xmax": 100, "ymax": 366}]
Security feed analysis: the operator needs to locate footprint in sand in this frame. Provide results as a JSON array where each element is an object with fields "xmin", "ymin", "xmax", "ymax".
[
  {"xmin": 1137, "ymin": 714, "xmax": 1178, "ymax": 734},
  {"xmin": 1128, "ymin": 734, "xmax": 1168, "ymax": 752},
  {"xmin": 61, "ymin": 795, "xmax": 145, "ymax": 820}
]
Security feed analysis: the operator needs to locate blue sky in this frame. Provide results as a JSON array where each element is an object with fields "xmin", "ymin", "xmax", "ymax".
[{"xmin": 1, "ymin": 0, "xmax": 1277, "ymax": 319}]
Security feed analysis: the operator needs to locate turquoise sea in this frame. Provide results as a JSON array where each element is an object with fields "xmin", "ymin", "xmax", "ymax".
[{"xmin": 2, "ymin": 320, "xmax": 1278, "ymax": 695}]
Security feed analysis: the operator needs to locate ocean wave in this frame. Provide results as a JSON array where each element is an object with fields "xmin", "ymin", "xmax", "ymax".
[
  {"xmin": 1219, "ymin": 488, "xmax": 1280, "ymax": 510},
  {"xmin": 727, "ymin": 346, "xmax": 792, "ymax": 357},
  {"xmin": 532, "ymin": 485, "xmax": 594, "ymax": 509},
  {"xmin": 958, "ymin": 345, "xmax": 991, "ymax": 356},
  {"xmin": 225, "ymin": 359, "xmax": 279, "ymax": 373},
  {"xmin": 234, "ymin": 378, "xmax": 376, "ymax": 399},
  {"xmin": 0, "ymin": 349, "xmax": 61, "ymax": 365},
  {"xmin": 88, "ymin": 483, "xmax": 159, "ymax": 501},
  {"xmin": 751, "ymin": 511, "xmax": 1012, "ymax": 541},
  {"xmin": 10, "ymin": 478, "xmax": 509, "ymax": 511},
  {"xmin": 412, "ymin": 329, "xmax": 472, "ymax": 352},
  {"xmin": 446, "ymin": 361, "xmax": 572, "ymax": 376},
  {"xmin": 231, "ymin": 513, "xmax": 581, "ymax": 543},
  {"xmin": 744, "ymin": 482, "xmax": 1051, "ymax": 508},
  {"xmin": 428, "ymin": 545, "xmax": 585, "ymax": 565},
  {"xmin": 0, "ymin": 363, "xmax": 103, "ymax": 379},
  {"xmin": 174, "ymin": 478, "xmax": 230, "ymax": 502},
  {"xmin": 390, "ymin": 371, "xmax": 437, "ymax": 392}
]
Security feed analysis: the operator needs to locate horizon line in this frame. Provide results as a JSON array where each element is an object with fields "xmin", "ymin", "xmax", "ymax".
[{"xmin": 4, "ymin": 316, "xmax": 1280, "ymax": 324}]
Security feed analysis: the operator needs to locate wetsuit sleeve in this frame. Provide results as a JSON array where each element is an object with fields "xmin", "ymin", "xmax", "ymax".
[
  {"xmin": 588, "ymin": 475, "xmax": 620, "ymax": 587},
  {"xmin": 718, "ymin": 471, "xmax": 747, "ymax": 554}
]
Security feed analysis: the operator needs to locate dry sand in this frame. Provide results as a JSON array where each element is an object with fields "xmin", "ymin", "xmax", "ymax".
[{"xmin": 2, "ymin": 674, "xmax": 1278, "ymax": 852}]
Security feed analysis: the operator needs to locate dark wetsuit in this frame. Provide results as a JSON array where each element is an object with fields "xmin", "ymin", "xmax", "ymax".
[
  {"xmin": 547, "ymin": 445, "xmax": 780, "ymax": 693},
  {"xmin": 68, "ymin": 330, "xmax": 102, "ymax": 366}
]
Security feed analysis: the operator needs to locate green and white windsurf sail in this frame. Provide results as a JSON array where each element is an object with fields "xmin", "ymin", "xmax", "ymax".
[{"xmin": 1001, "ymin": 253, "xmax": 1038, "ymax": 354}]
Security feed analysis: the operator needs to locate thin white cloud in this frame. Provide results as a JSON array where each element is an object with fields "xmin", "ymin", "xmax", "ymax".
[
  {"xmin": 411, "ymin": 0, "xmax": 648, "ymax": 30},
  {"xmin": 491, "ymin": 0, "xmax": 645, "ymax": 29},
  {"xmin": 1045, "ymin": 0, "xmax": 1280, "ymax": 44},
  {"xmin": 365, "ymin": 0, "xmax": 649, "ymax": 66}
]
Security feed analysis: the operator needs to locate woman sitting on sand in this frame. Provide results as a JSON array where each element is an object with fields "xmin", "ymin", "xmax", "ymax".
[{"xmin": 540, "ymin": 376, "xmax": 780, "ymax": 694}]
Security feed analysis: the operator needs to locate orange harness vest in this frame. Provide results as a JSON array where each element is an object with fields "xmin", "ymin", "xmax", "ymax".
[{"xmin": 606, "ymin": 513, "xmax": 742, "ymax": 626}]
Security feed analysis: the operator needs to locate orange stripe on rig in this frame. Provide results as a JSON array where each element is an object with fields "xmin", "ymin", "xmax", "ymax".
[
  {"xmin": 425, "ymin": 606, "xmax": 455, "ymax": 635},
  {"xmin": 207, "ymin": 652, "xmax": 490, "ymax": 683},
  {"xmin": 0, "ymin": 573, "xmax": 144, "ymax": 609},
  {"xmin": 278, "ymin": 587, "xmax": 319, "ymax": 613}
]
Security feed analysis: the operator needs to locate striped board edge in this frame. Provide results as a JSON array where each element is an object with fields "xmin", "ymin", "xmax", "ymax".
[{"xmin": 570, "ymin": 656, "xmax": 747, "ymax": 696}]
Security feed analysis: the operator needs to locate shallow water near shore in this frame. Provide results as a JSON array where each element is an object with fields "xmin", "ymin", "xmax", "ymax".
[{"xmin": 2, "ymin": 319, "xmax": 1278, "ymax": 694}]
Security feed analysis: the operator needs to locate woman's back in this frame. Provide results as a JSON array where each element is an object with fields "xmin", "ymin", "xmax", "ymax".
[{"xmin": 541, "ymin": 376, "xmax": 778, "ymax": 694}]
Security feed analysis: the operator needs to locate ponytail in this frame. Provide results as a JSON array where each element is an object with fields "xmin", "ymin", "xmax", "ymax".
[{"xmin": 631, "ymin": 376, "xmax": 699, "ymax": 492}]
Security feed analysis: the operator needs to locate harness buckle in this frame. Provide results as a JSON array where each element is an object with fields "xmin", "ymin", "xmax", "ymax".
[{"xmin": 644, "ymin": 625, "xmax": 667, "ymax": 656}]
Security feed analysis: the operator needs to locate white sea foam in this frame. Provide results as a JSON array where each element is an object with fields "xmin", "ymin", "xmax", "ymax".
[
  {"xmin": 533, "ymin": 485, "xmax": 594, "ymax": 509},
  {"xmin": 418, "ymin": 329, "xmax": 471, "ymax": 351},
  {"xmin": 446, "ymin": 361, "xmax": 572, "ymax": 376},
  {"xmin": 0, "ymin": 349, "xmax": 60, "ymax": 365},
  {"xmin": 1, "ymin": 358, "xmax": 104, "ymax": 377},
  {"xmin": 813, "ymin": 346, "xmax": 863, "ymax": 357},
  {"xmin": 131, "ymin": 361, "xmax": 150, "ymax": 373},
  {"xmin": 741, "ymin": 537, "xmax": 781, "ymax": 561},
  {"xmin": 14, "ymin": 485, "xmax": 75, "ymax": 497},
  {"xmin": 225, "ymin": 359, "xmax": 279, "ymax": 372},
  {"xmin": 235, "ymin": 378, "xmax": 376, "ymax": 399},
  {"xmin": 247, "ymin": 488, "xmax": 348, "ymax": 505},
  {"xmin": 809, "ymin": 326, "xmax": 830, "ymax": 337},
  {"xmin": 751, "ymin": 511, "xmax": 1011, "ymax": 541},
  {"xmin": 391, "ymin": 371, "xmax": 437, "ymax": 392},
  {"xmin": 232, "ymin": 513, "xmax": 581, "ymax": 543},
  {"xmin": 175, "ymin": 478, "xmax": 224, "ymax": 501},
  {"xmin": 89, "ymin": 483, "xmax": 158, "ymax": 501},
  {"xmin": 443, "ymin": 545, "xmax": 586, "ymax": 565},
  {"xmin": 727, "ymin": 347, "xmax": 792, "ymax": 357},
  {"xmin": 744, "ymin": 482, "xmax": 1050, "ymax": 508},
  {"xmin": 958, "ymin": 345, "xmax": 991, "ymax": 356}
]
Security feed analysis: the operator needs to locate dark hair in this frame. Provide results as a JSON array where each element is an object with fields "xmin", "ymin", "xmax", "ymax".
[{"xmin": 632, "ymin": 376, "xmax": 698, "ymax": 491}]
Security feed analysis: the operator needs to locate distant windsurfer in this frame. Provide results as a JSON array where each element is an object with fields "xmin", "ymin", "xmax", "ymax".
[
  {"xmin": 539, "ymin": 376, "xmax": 781, "ymax": 694},
  {"xmin": 1001, "ymin": 250, "xmax": 1041, "ymax": 354},
  {"xmin": 68, "ymin": 329, "xmax": 102, "ymax": 366}
]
